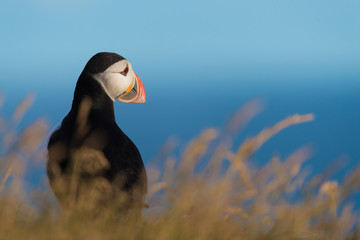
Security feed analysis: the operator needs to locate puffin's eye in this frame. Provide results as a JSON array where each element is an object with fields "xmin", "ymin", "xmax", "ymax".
[{"xmin": 120, "ymin": 65, "xmax": 129, "ymax": 76}]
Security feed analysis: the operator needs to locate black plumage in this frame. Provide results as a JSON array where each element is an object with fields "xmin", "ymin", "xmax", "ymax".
[{"xmin": 47, "ymin": 52, "xmax": 147, "ymax": 210}]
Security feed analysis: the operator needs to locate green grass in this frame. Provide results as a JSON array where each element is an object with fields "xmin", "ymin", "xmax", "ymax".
[{"xmin": 0, "ymin": 96, "xmax": 359, "ymax": 240}]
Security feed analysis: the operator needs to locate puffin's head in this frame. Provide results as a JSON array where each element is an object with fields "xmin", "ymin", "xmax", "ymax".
[{"xmin": 84, "ymin": 52, "xmax": 146, "ymax": 103}]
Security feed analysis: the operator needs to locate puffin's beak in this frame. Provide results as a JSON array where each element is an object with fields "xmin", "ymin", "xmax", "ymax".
[
  {"xmin": 130, "ymin": 72, "xmax": 146, "ymax": 104},
  {"xmin": 116, "ymin": 72, "xmax": 146, "ymax": 104}
]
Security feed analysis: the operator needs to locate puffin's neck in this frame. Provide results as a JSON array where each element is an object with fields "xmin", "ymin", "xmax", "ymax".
[{"xmin": 71, "ymin": 72, "xmax": 115, "ymax": 122}]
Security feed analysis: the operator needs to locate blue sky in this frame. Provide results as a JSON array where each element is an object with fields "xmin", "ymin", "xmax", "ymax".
[
  {"xmin": 1, "ymin": 0, "xmax": 360, "ymax": 82},
  {"xmin": 0, "ymin": 1, "xmax": 359, "ymax": 187}
]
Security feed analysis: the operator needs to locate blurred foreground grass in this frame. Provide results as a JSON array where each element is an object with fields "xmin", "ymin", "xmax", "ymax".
[{"xmin": 0, "ymin": 95, "xmax": 360, "ymax": 240}]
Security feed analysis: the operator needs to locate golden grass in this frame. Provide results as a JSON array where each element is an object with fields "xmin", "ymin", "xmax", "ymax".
[{"xmin": 0, "ymin": 96, "xmax": 359, "ymax": 240}]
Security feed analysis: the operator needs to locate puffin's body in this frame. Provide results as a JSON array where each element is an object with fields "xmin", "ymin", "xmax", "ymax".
[{"xmin": 47, "ymin": 52, "xmax": 147, "ymax": 210}]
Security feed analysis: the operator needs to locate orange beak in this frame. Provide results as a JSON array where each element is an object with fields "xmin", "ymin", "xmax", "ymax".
[{"xmin": 130, "ymin": 72, "xmax": 146, "ymax": 103}]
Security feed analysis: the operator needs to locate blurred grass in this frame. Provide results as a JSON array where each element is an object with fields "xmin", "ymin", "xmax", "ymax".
[{"xmin": 1, "ymin": 95, "xmax": 360, "ymax": 240}]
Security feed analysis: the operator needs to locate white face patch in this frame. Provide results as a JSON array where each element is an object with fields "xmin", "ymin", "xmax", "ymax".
[{"xmin": 92, "ymin": 60, "xmax": 136, "ymax": 101}]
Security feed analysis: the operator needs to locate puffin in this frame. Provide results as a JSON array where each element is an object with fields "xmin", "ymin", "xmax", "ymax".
[{"xmin": 47, "ymin": 52, "xmax": 147, "ymax": 211}]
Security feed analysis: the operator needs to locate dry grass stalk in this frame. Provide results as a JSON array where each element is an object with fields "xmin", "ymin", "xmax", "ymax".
[
  {"xmin": 0, "ymin": 165, "xmax": 13, "ymax": 192},
  {"xmin": 236, "ymin": 113, "xmax": 314, "ymax": 160},
  {"xmin": 12, "ymin": 93, "xmax": 35, "ymax": 123}
]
